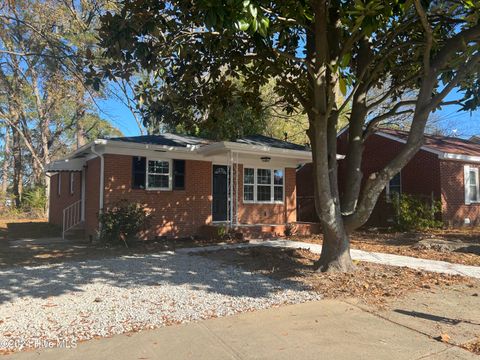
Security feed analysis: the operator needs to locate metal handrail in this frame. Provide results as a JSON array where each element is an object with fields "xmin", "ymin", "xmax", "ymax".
[{"xmin": 62, "ymin": 200, "xmax": 82, "ymax": 239}]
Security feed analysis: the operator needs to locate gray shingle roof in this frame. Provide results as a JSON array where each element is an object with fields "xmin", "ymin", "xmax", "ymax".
[
  {"xmin": 107, "ymin": 133, "xmax": 211, "ymax": 147},
  {"xmin": 235, "ymin": 134, "xmax": 309, "ymax": 151},
  {"xmin": 107, "ymin": 133, "xmax": 309, "ymax": 151}
]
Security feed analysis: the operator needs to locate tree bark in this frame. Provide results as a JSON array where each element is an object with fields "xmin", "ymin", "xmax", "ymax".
[
  {"xmin": 12, "ymin": 127, "xmax": 22, "ymax": 208},
  {"xmin": 305, "ymin": 0, "xmax": 356, "ymax": 272},
  {"xmin": 1, "ymin": 126, "xmax": 10, "ymax": 195}
]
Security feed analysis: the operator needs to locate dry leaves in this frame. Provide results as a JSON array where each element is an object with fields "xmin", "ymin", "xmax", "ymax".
[
  {"xmin": 199, "ymin": 246, "xmax": 478, "ymax": 308},
  {"xmin": 294, "ymin": 231, "xmax": 480, "ymax": 267}
]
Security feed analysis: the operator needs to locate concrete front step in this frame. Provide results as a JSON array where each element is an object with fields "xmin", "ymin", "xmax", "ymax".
[{"xmin": 64, "ymin": 222, "xmax": 86, "ymax": 240}]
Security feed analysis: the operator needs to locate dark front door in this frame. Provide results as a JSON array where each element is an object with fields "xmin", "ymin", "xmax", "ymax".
[{"xmin": 212, "ymin": 165, "xmax": 229, "ymax": 222}]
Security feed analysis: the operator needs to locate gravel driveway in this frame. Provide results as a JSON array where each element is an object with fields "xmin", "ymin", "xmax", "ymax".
[{"xmin": 0, "ymin": 251, "xmax": 320, "ymax": 351}]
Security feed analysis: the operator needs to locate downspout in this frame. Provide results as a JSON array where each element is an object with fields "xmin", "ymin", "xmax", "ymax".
[{"xmin": 90, "ymin": 144, "xmax": 104, "ymax": 214}]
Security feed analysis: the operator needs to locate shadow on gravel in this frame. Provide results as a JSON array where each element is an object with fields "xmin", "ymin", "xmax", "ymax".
[{"xmin": 0, "ymin": 252, "xmax": 308, "ymax": 304}]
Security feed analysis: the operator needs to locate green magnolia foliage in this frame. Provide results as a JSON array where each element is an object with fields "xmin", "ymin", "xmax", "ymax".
[
  {"xmin": 98, "ymin": 200, "xmax": 151, "ymax": 245},
  {"xmin": 94, "ymin": 0, "xmax": 480, "ymax": 135},
  {"xmin": 392, "ymin": 193, "xmax": 443, "ymax": 231}
]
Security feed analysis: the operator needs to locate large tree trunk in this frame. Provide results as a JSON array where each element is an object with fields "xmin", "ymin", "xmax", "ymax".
[
  {"xmin": 12, "ymin": 128, "xmax": 22, "ymax": 208},
  {"xmin": 315, "ymin": 224, "xmax": 354, "ymax": 272},
  {"xmin": 1, "ymin": 126, "xmax": 10, "ymax": 194}
]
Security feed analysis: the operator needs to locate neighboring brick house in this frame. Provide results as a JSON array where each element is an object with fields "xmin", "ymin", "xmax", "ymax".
[
  {"xmin": 297, "ymin": 128, "xmax": 480, "ymax": 227},
  {"xmin": 47, "ymin": 133, "xmax": 312, "ymax": 239}
]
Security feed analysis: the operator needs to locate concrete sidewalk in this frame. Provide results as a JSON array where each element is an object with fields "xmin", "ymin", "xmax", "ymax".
[
  {"xmin": 178, "ymin": 239, "xmax": 480, "ymax": 279},
  {"xmin": 6, "ymin": 300, "xmax": 476, "ymax": 360}
]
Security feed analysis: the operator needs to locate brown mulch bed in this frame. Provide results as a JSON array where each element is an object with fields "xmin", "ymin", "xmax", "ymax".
[
  {"xmin": 198, "ymin": 246, "xmax": 478, "ymax": 307},
  {"xmin": 291, "ymin": 230, "xmax": 480, "ymax": 267}
]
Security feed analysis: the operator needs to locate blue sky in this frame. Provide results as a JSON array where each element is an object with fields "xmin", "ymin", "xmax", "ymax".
[{"xmin": 98, "ymin": 88, "xmax": 480, "ymax": 140}]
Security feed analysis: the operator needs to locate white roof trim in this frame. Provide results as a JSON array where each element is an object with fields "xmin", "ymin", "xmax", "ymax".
[
  {"xmin": 440, "ymin": 152, "xmax": 480, "ymax": 163},
  {"xmin": 46, "ymin": 158, "xmax": 85, "ymax": 172},
  {"xmin": 196, "ymin": 141, "xmax": 314, "ymax": 161}
]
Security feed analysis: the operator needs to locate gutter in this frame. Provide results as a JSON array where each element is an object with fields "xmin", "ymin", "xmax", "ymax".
[{"xmin": 90, "ymin": 143, "xmax": 104, "ymax": 213}]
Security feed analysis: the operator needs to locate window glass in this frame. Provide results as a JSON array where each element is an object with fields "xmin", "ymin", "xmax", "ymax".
[
  {"xmin": 274, "ymin": 169, "xmax": 284, "ymax": 185},
  {"xmin": 257, "ymin": 185, "xmax": 271, "ymax": 201},
  {"xmin": 147, "ymin": 160, "xmax": 170, "ymax": 189},
  {"xmin": 274, "ymin": 185, "xmax": 283, "ymax": 201},
  {"xmin": 244, "ymin": 168, "xmax": 254, "ymax": 184},
  {"xmin": 469, "ymin": 169, "xmax": 478, "ymax": 202},
  {"xmin": 257, "ymin": 169, "xmax": 271, "ymax": 185},
  {"xmin": 244, "ymin": 185, "xmax": 254, "ymax": 201},
  {"xmin": 387, "ymin": 173, "xmax": 401, "ymax": 200}
]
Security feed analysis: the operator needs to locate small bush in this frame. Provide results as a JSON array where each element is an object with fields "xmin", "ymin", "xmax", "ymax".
[
  {"xmin": 284, "ymin": 223, "xmax": 292, "ymax": 237},
  {"xmin": 22, "ymin": 186, "xmax": 47, "ymax": 217},
  {"xmin": 392, "ymin": 193, "xmax": 443, "ymax": 231},
  {"xmin": 98, "ymin": 200, "xmax": 151, "ymax": 246}
]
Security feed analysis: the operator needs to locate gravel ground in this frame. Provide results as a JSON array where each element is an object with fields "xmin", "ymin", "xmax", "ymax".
[{"xmin": 0, "ymin": 252, "xmax": 320, "ymax": 351}]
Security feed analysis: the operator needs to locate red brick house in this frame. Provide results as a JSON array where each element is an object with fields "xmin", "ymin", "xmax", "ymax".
[
  {"xmin": 46, "ymin": 133, "xmax": 314, "ymax": 239},
  {"xmin": 297, "ymin": 128, "xmax": 480, "ymax": 227}
]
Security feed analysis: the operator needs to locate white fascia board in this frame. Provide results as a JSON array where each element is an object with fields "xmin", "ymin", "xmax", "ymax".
[
  {"xmin": 102, "ymin": 139, "xmax": 201, "ymax": 154},
  {"xmin": 440, "ymin": 152, "xmax": 480, "ymax": 163},
  {"xmin": 45, "ymin": 158, "xmax": 85, "ymax": 172},
  {"xmin": 198, "ymin": 141, "xmax": 313, "ymax": 161}
]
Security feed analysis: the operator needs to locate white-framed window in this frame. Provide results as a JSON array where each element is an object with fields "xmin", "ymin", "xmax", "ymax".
[
  {"xmin": 57, "ymin": 173, "xmax": 62, "ymax": 196},
  {"xmin": 464, "ymin": 165, "xmax": 479, "ymax": 204},
  {"xmin": 146, "ymin": 159, "xmax": 171, "ymax": 190},
  {"xmin": 70, "ymin": 173, "xmax": 75, "ymax": 195},
  {"xmin": 386, "ymin": 172, "xmax": 401, "ymax": 202},
  {"xmin": 243, "ymin": 167, "xmax": 284, "ymax": 203}
]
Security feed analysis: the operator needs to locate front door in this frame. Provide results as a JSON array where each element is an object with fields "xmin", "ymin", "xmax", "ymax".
[{"xmin": 212, "ymin": 165, "xmax": 229, "ymax": 222}]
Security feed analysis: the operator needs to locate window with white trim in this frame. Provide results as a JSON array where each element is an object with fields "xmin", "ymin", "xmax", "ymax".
[
  {"xmin": 386, "ymin": 172, "xmax": 401, "ymax": 202},
  {"xmin": 465, "ymin": 165, "xmax": 479, "ymax": 204},
  {"xmin": 243, "ymin": 167, "xmax": 284, "ymax": 203},
  {"xmin": 147, "ymin": 160, "xmax": 171, "ymax": 190},
  {"xmin": 70, "ymin": 173, "xmax": 75, "ymax": 195}
]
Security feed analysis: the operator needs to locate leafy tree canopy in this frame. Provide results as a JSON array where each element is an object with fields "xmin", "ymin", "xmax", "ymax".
[{"xmin": 95, "ymin": 0, "xmax": 480, "ymax": 272}]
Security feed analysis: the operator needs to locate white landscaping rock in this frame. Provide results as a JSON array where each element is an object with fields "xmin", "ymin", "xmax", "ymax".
[{"xmin": 0, "ymin": 252, "xmax": 320, "ymax": 349}]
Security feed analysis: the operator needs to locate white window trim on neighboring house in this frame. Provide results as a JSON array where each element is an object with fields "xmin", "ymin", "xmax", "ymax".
[
  {"xmin": 146, "ymin": 158, "xmax": 172, "ymax": 190},
  {"xmin": 243, "ymin": 167, "xmax": 284, "ymax": 204},
  {"xmin": 464, "ymin": 165, "xmax": 480, "ymax": 205},
  {"xmin": 385, "ymin": 172, "xmax": 402, "ymax": 203},
  {"xmin": 70, "ymin": 173, "xmax": 75, "ymax": 195}
]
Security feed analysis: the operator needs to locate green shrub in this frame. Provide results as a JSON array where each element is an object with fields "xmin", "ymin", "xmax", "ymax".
[
  {"xmin": 392, "ymin": 193, "xmax": 443, "ymax": 231},
  {"xmin": 98, "ymin": 200, "xmax": 151, "ymax": 246},
  {"xmin": 22, "ymin": 186, "xmax": 47, "ymax": 217}
]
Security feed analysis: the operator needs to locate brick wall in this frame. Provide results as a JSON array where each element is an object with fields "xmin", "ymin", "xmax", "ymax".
[
  {"xmin": 84, "ymin": 157, "xmax": 100, "ymax": 238},
  {"xmin": 340, "ymin": 133, "xmax": 442, "ymax": 226},
  {"xmin": 236, "ymin": 165, "xmax": 296, "ymax": 224},
  {"xmin": 297, "ymin": 132, "xmax": 442, "ymax": 226},
  {"xmin": 440, "ymin": 160, "xmax": 480, "ymax": 226},
  {"xmin": 48, "ymin": 171, "xmax": 82, "ymax": 227},
  {"xmin": 102, "ymin": 154, "xmax": 212, "ymax": 238}
]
